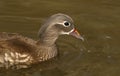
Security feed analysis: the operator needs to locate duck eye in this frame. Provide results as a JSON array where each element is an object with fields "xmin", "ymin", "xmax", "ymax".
[{"xmin": 64, "ymin": 21, "xmax": 70, "ymax": 27}]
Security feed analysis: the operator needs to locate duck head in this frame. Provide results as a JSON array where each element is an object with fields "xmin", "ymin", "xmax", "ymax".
[{"xmin": 38, "ymin": 13, "xmax": 84, "ymax": 42}]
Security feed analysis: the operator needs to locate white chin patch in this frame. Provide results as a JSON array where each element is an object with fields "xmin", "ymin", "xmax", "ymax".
[{"xmin": 60, "ymin": 28, "xmax": 74, "ymax": 35}]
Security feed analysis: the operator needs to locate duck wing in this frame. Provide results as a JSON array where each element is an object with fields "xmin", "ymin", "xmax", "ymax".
[{"xmin": 0, "ymin": 32, "xmax": 37, "ymax": 68}]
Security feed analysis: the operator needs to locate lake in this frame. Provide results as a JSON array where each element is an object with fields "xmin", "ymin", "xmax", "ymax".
[{"xmin": 0, "ymin": 0, "xmax": 120, "ymax": 76}]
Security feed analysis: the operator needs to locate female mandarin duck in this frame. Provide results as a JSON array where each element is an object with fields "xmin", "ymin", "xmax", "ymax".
[{"xmin": 0, "ymin": 13, "xmax": 84, "ymax": 69}]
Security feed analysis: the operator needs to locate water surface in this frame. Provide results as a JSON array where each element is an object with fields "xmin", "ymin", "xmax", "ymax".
[{"xmin": 0, "ymin": 0, "xmax": 120, "ymax": 76}]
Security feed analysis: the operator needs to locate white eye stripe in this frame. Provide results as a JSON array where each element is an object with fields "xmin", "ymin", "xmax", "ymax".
[
  {"xmin": 57, "ymin": 21, "xmax": 71, "ymax": 27},
  {"xmin": 61, "ymin": 28, "xmax": 74, "ymax": 35}
]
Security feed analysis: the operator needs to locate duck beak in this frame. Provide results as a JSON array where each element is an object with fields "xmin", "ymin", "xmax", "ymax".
[{"xmin": 69, "ymin": 28, "xmax": 84, "ymax": 41}]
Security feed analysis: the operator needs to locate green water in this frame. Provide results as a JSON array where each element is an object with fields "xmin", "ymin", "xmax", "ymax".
[{"xmin": 0, "ymin": 0, "xmax": 120, "ymax": 76}]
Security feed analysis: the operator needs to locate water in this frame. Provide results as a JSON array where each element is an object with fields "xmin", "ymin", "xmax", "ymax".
[{"xmin": 0, "ymin": 0, "xmax": 120, "ymax": 76}]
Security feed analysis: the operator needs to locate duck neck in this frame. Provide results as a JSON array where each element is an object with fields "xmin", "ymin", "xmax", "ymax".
[
  {"xmin": 36, "ymin": 29, "xmax": 59, "ymax": 61},
  {"xmin": 37, "ymin": 29, "xmax": 59, "ymax": 46}
]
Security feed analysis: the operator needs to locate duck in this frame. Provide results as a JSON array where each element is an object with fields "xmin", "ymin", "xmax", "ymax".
[{"xmin": 0, "ymin": 13, "xmax": 84, "ymax": 69}]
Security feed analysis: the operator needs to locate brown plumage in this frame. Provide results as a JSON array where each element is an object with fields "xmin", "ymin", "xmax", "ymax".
[{"xmin": 0, "ymin": 13, "xmax": 84, "ymax": 69}]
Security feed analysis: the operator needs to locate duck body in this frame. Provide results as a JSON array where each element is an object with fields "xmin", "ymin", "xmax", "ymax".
[
  {"xmin": 0, "ymin": 32, "xmax": 57, "ymax": 68},
  {"xmin": 0, "ymin": 13, "xmax": 84, "ymax": 69}
]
